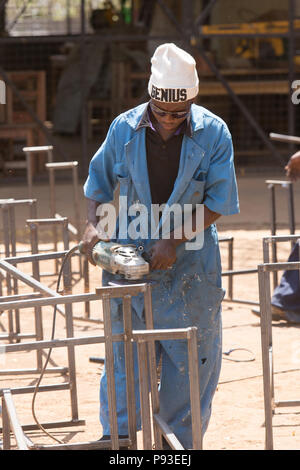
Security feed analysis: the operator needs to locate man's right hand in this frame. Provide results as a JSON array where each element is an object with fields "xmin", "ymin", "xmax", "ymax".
[
  {"xmin": 82, "ymin": 199, "xmax": 110, "ymax": 265},
  {"xmin": 80, "ymin": 222, "xmax": 109, "ymax": 266}
]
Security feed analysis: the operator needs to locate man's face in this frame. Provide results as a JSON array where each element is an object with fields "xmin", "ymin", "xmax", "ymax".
[{"xmin": 150, "ymin": 99, "xmax": 192, "ymax": 133}]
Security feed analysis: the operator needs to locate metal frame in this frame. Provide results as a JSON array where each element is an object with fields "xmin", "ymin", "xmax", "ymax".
[
  {"xmin": 26, "ymin": 216, "xmax": 70, "ymax": 279},
  {"xmin": 219, "ymin": 236, "xmax": 259, "ymax": 306},
  {"xmin": 0, "ymin": 198, "xmax": 37, "ymax": 342},
  {"xmin": 265, "ymin": 179, "xmax": 296, "ymax": 288},
  {"xmin": 0, "ymin": 249, "xmax": 76, "ymax": 375},
  {"xmin": 22, "ymin": 145, "xmax": 54, "ymax": 199},
  {"xmin": 45, "ymin": 161, "xmax": 81, "ymax": 242},
  {"xmin": 258, "ymin": 234, "xmax": 300, "ymax": 450},
  {"xmin": 0, "ymin": 283, "xmax": 202, "ymax": 450},
  {"xmin": 44, "ymin": 161, "xmax": 89, "ymax": 315}
]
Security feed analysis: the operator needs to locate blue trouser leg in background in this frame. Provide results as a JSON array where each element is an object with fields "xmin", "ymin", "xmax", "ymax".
[{"xmin": 272, "ymin": 241, "xmax": 300, "ymax": 323}]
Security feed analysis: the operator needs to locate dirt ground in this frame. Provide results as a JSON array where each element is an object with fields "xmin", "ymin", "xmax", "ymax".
[{"xmin": 1, "ymin": 175, "xmax": 300, "ymax": 451}]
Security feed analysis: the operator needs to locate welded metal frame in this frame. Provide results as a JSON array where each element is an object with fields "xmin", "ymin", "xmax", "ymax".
[
  {"xmin": 44, "ymin": 161, "xmax": 89, "ymax": 315},
  {"xmin": 0, "ymin": 250, "xmax": 75, "ymax": 375},
  {"xmin": 219, "ymin": 236, "xmax": 259, "ymax": 306},
  {"xmin": 22, "ymin": 145, "xmax": 54, "ymax": 199},
  {"xmin": 0, "ymin": 283, "xmax": 202, "ymax": 450},
  {"xmin": 265, "ymin": 179, "xmax": 296, "ymax": 288},
  {"xmin": 0, "ymin": 198, "xmax": 38, "ymax": 342},
  {"xmin": 258, "ymin": 235, "xmax": 300, "ymax": 450}
]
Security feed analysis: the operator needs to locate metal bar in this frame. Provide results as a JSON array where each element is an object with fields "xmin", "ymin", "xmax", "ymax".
[
  {"xmin": 0, "ymin": 285, "xmax": 147, "ymax": 311},
  {"xmin": 227, "ymin": 237, "xmax": 233, "ymax": 299},
  {"xmin": 0, "ymin": 419, "xmax": 86, "ymax": 433},
  {"xmin": 45, "ymin": 161, "xmax": 78, "ymax": 170},
  {"xmin": 26, "ymin": 217, "xmax": 68, "ymax": 225},
  {"xmin": 8, "ymin": 205, "xmax": 20, "ymax": 340},
  {"xmin": 275, "ymin": 400, "xmax": 300, "ymax": 407},
  {"xmin": 288, "ymin": 183, "xmax": 295, "ymax": 236},
  {"xmin": 222, "ymin": 269, "xmax": 257, "ymax": 276},
  {"xmin": 0, "ymin": 292, "xmax": 98, "ymax": 311},
  {"xmin": 2, "ymin": 395, "xmax": 11, "ymax": 450},
  {"xmin": 2, "ymin": 206, "xmax": 14, "ymax": 338},
  {"xmin": 0, "ymin": 333, "xmax": 37, "ymax": 341},
  {"xmin": 0, "ymin": 368, "xmax": 68, "ymax": 376},
  {"xmin": 72, "ymin": 164, "xmax": 81, "ymax": 241},
  {"xmin": 0, "ymin": 198, "xmax": 37, "ymax": 207},
  {"xmin": 3, "ymin": 389, "xmax": 29, "ymax": 450},
  {"xmin": 223, "ymin": 298, "xmax": 259, "ymax": 306},
  {"xmin": 123, "ymin": 295, "xmax": 137, "ymax": 449},
  {"xmin": 0, "ymin": 259, "xmax": 66, "ymax": 316},
  {"xmin": 3, "ymin": 250, "xmax": 70, "ymax": 264},
  {"xmin": 262, "ymin": 261, "xmax": 300, "ymax": 272},
  {"xmin": 0, "ymin": 334, "xmax": 120, "ymax": 354},
  {"xmin": 266, "ymin": 180, "xmax": 292, "ymax": 185},
  {"xmin": 132, "ymin": 328, "xmax": 193, "ymax": 341},
  {"xmin": 195, "ymin": 0, "xmax": 218, "ymax": 27},
  {"xmin": 137, "ymin": 340, "xmax": 152, "ymax": 450},
  {"xmin": 144, "ymin": 283, "xmax": 162, "ymax": 450},
  {"xmin": 0, "ymin": 292, "xmax": 42, "ymax": 302},
  {"xmin": 0, "ymin": 32, "xmax": 299, "ymax": 46},
  {"xmin": 47, "ymin": 167, "xmax": 58, "ymax": 265},
  {"xmin": 0, "ymin": 329, "xmax": 195, "ymax": 354},
  {"xmin": 153, "ymin": 413, "xmax": 184, "ymax": 450},
  {"xmin": 269, "ymin": 133, "xmax": 300, "ymax": 145},
  {"xmin": 34, "ymin": 437, "xmax": 131, "ymax": 451},
  {"xmin": 23, "ymin": 145, "xmax": 53, "ymax": 153},
  {"xmin": 0, "ymin": 383, "xmax": 69, "ymax": 396},
  {"xmin": 80, "ymin": 0, "xmax": 89, "ymax": 178},
  {"xmin": 187, "ymin": 327, "xmax": 202, "ymax": 449},
  {"xmin": 102, "ymin": 294, "xmax": 119, "ymax": 450},
  {"xmin": 63, "ymin": 261, "xmax": 79, "ymax": 421},
  {"xmin": 28, "ymin": 220, "xmax": 43, "ymax": 369},
  {"xmin": 258, "ymin": 265, "xmax": 274, "ymax": 450},
  {"xmin": 263, "ymin": 234, "xmax": 300, "ymax": 243},
  {"xmin": 269, "ymin": 183, "xmax": 278, "ymax": 287}
]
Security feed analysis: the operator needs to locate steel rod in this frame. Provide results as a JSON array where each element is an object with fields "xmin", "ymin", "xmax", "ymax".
[
  {"xmin": 153, "ymin": 413, "xmax": 184, "ymax": 450},
  {"xmin": 3, "ymin": 389, "xmax": 29, "ymax": 450},
  {"xmin": 123, "ymin": 294, "xmax": 137, "ymax": 449}
]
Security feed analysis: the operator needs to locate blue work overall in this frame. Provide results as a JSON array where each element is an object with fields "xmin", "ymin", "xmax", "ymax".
[{"xmin": 84, "ymin": 102, "xmax": 239, "ymax": 448}]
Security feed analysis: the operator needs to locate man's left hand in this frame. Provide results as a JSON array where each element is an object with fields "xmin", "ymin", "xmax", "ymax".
[{"xmin": 148, "ymin": 239, "xmax": 177, "ymax": 270}]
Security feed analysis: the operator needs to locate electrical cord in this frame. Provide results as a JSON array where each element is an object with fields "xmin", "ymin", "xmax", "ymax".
[
  {"xmin": 31, "ymin": 244, "xmax": 80, "ymax": 444},
  {"xmin": 222, "ymin": 347, "xmax": 255, "ymax": 363}
]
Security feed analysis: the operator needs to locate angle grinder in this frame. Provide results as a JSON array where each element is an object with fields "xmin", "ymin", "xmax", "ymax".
[{"xmin": 79, "ymin": 240, "xmax": 150, "ymax": 280}]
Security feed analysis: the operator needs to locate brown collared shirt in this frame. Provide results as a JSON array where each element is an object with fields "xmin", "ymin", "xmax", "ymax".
[{"xmin": 136, "ymin": 103, "xmax": 192, "ymax": 206}]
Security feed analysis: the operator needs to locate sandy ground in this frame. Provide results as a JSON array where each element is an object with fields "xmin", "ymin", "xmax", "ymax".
[{"xmin": 1, "ymin": 175, "xmax": 300, "ymax": 451}]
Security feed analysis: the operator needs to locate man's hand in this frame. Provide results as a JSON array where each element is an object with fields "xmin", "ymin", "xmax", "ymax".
[
  {"xmin": 148, "ymin": 239, "xmax": 177, "ymax": 270},
  {"xmin": 285, "ymin": 151, "xmax": 300, "ymax": 181},
  {"xmin": 81, "ymin": 199, "xmax": 110, "ymax": 265},
  {"xmin": 80, "ymin": 223, "xmax": 101, "ymax": 265}
]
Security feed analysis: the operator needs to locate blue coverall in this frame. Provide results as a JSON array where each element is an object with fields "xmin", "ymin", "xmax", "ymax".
[{"xmin": 84, "ymin": 102, "xmax": 239, "ymax": 448}]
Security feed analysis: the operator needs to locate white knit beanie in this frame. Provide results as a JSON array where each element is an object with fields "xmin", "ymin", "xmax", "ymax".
[{"xmin": 148, "ymin": 43, "xmax": 199, "ymax": 103}]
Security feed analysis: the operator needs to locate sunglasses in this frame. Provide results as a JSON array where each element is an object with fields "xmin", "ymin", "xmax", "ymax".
[{"xmin": 150, "ymin": 102, "xmax": 191, "ymax": 119}]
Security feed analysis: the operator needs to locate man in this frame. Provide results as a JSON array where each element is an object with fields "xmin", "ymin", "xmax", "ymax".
[{"xmin": 82, "ymin": 43, "xmax": 239, "ymax": 449}]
